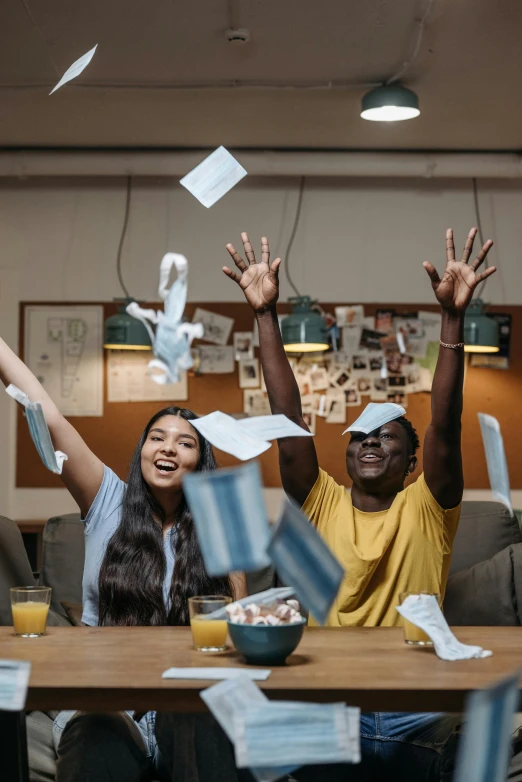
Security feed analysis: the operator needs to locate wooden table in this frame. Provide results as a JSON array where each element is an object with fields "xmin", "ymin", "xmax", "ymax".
[{"xmin": 1, "ymin": 625, "xmax": 521, "ymax": 714}]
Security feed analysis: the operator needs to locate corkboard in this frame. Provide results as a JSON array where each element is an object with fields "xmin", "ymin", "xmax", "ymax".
[{"xmin": 17, "ymin": 301, "xmax": 522, "ymax": 490}]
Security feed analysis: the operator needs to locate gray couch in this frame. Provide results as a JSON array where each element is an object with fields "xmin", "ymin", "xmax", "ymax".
[
  {"xmin": 1, "ymin": 500, "xmax": 521, "ymax": 781},
  {"xmin": 34, "ymin": 501, "xmax": 522, "ymax": 628}
]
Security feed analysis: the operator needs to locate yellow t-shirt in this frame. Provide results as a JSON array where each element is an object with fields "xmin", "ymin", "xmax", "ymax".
[{"xmin": 302, "ymin": 469, "xmax": 461, "ymax": 627}]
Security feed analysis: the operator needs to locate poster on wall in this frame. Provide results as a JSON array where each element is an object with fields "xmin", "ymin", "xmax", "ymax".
[
  {"xmin": 24, "ymin": 305, "xmax": 103, "ymax": 417},
  {"xmin": 107, "ymin": 351, "xmax": 188, "ymax": 403}
]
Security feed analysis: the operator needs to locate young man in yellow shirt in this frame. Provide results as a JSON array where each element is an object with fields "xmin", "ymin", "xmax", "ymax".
[{"xmin": 223, "ymin": 227, "xmax": 496, "ymax": 782}]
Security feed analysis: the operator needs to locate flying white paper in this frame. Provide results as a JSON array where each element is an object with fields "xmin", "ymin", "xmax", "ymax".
[
  {"xmin": 127, "ymin": 253, "xmax": 203, "ymax": 385},
  {"xmin": 267, "ymin": 498, "xmax": 344, "ymax": 625},
  {"xmin": 396, "ymin": 594, "xmax": 492, "ymax": 661},
  {"xmin": 191, "ymin": 411, "xmax": 271, "ymax": 460},
  {"xmin": 162, "ymin": 668, "xmax": 271, "ymax": 681},
  {"xmin": 201, "ymin": 676, "xmax": 297, "ymax": 782},
  {"xmin": 234, "ymin": 702, "xmax": 361, "ymax": 768},
  {"xmin": 191, "ymin": 411, "xmax": 313, "ymax": 461},
  {"xmin": 180, "ymin": 146, "xmax": 247, "ymax": 208},
  {"xmin": 50, "ymin": 45, "xmax": 98, "ymax": 95},
  {"xmin": 0, "ymin": 660, "xmax": 31, "ymax": 711},
  {"xmin": 453, "ymin": 672, "xmax": 520, "ymax": 782},
  {"xmin": 6, "ymin": 384, "xmax": 68, "ymax": 474},
  {"xmin": 238, "ymin": 414, "xmax": 313, "ymax": 442},
  {"xmin": 478, "ymin": 413, "xmax": 513, "ymax": 516},
  {"xmin": 182, "ymin": 461, "xmax": 271, "ymax": 575},
  {"xmin": 343, "ymin": 402, "xmax": 406, "ymax": 435}
]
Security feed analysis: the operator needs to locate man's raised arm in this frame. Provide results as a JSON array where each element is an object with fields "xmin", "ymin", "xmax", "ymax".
[
  {"xmin": 422, "ymin": 228, "xmax": 496, "ymax": 509},
  {"xmin": 223, "ymin": 233, "xmax": 319, "ymax": 505}
]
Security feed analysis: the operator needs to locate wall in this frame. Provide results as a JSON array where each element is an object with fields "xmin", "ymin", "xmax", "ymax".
[{"xmin": 1, "ymin": 174, "xmax": 521, "ymax": 519}]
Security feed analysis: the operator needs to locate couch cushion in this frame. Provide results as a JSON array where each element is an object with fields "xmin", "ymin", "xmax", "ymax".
[
  {"xmin": 60, "ymin": 600, "xmax": 84, "ymax": 626},
  {"xmin": 444, "ymin": 543, "xmax": 522, "ymax": 626},
  {"xmin": 450, "ymin": 501, "xmax": 522, "ymax": 575},
  {"xmin": 0, "ymin": 516, "xmax": 37, "ymax": 625},
  {"xmin": 39, "ymin": 514, "xmax": 84, "ymax": 618}
]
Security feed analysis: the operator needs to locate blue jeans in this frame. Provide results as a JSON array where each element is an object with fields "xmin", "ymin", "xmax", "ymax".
[
  {"xmin": 294, "ymin": 712, "xmax": 461, "ymax": 781},
  {"xmin": 53, "ymin": 709, "xmax": 159, "ymax": 760}
]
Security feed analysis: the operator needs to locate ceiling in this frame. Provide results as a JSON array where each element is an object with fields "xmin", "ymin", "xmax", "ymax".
[{"xmin": 1, "ymin": 0, "xmax": 522, "ymax": 150}]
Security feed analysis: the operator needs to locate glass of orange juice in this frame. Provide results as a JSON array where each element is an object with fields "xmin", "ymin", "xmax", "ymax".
[
  {"xmin": 399, "ymin": 592, "xmax": 440, "ymax": 646},
  {"xmin": 188, "ymin": 596, "xmax": 232, "ymax": 652},
  {"xmin": 11, "ymin": 586, "xmax": 52, "ymax": 638}
]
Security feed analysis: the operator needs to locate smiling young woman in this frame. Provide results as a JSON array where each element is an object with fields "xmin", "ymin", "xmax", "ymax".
[{"xmin": 0, "ymin": 337, "xmax": 247, "ymax": 781}]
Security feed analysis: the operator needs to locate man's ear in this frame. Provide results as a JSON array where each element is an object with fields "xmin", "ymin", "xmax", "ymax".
[{"xmin": 406, "ymin": 456, "xmax": 418, "ymax": 476}]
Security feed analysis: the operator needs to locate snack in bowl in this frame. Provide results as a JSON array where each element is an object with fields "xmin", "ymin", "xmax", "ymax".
[{"xmin": 226, "ymin": 599, "xmax": 306, "ymax": 665}]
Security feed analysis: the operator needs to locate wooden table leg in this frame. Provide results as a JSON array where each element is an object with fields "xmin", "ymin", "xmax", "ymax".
[{"xmin": 0, "ymin": 711, "xmax": 29, "ymax": 782}]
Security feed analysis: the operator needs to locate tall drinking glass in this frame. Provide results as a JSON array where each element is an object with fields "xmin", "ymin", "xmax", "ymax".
[
  {"xmin": 399, "ymin": 592, "xmax": 440, "ymax": 645},
  {"xmin": 188, "ymin": 596, "xmax": 232, "ymax": 652},
  {"xmin": 11, "ymin": 586, "xmax": 52, "ymax": 637}
]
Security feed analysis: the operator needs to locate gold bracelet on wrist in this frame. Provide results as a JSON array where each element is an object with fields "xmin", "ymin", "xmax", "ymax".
[{"xmin": 439, "ymin": 340, "xmax": 465, "ymax": 350}]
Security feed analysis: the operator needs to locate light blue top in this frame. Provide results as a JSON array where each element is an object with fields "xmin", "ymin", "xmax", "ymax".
[{"xmin": 81, "ymin": 465, "xmax": 176, "ymax": 626}]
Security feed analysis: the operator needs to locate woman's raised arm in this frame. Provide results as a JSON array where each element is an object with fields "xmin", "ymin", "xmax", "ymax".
[{"xmin": 0, "ymin": 336, "xmax": 104, "ymax": 516}]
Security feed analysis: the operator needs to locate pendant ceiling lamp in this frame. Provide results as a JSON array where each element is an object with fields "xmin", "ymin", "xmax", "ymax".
[
  {"xmin": 282, "ymin": 296, "xmax": 329, "ymax": 353},
  {"xmin": 103, "ymin": 176, "xmax": 152, "ymax": 351},
  {"xmin": 103, "ymin": 300, "xmax": 151, "ymax": 350},
  {"xmin": 281, "ymin": 177, "xmax": 329, "ymax": 353},
  {"xmin": 463, "ymin": 299, "xmax": 499, "ymax": 354},
  {"xmin": 464, "ymin": 180, "xmax": 500, "ymax": 353},
  {"xmin": 361, "ymin": 84, "xmax": 420, "ymax": 122}
]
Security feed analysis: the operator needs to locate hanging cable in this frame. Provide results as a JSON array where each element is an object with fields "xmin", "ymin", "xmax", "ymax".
[
  {"xmin": 284, "ymin": 176, "xmax": 306, "ymax": 298},
  {"xmin": 20, "ymin": 0, "xmax": 60, "ymax": 77},
  {"xmin": 472, "ymin": 177, "xmax": 491, "ymax": 300},
  {"xmin": 116, "ymin": 176, "xmax": 132, "ymax": 299},
  {"xmin": 386, "ymin": 0, "xmax": 436, "ymax": 85}
]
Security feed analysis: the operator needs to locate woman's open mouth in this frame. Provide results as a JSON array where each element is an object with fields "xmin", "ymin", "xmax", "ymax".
[{"xmin": 154, "ymin": 460, "xmax": 178, "ymax": 475}]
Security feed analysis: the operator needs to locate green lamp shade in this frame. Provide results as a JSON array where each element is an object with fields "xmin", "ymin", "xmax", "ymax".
[
  {"xmin": 463, "ymin": 299, "xmax": 499, "ymax": 353},
  {"xmin": 361, "ymin": 85, "xmax": 420, "ymax": 122},
  {"xmin": 282, "ymin": 296, "xmax": 329, "ymax": 353},
  {"xmin": 104, "ymin": 306, "xmax": 152, "ymax": 350}
]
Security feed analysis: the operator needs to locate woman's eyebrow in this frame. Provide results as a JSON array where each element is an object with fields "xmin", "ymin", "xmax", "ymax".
[
  {"xmin": 149, "ymin": 427, "xmax": 197, "ymax": 443},
  {"xmin": 178, "ymin": 433, "xmax": 198, "ymax": 443}
]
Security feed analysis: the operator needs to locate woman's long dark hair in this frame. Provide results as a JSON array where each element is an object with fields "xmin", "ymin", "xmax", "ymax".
[{"xmin": 98, "ymin": 407, "xmax": 232, "ymax": 626}]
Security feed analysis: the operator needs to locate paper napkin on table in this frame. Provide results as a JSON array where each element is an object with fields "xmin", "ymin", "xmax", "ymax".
[
  {"xmin": 396, "ymin": 594, "xmax": 492, "ymax": 660},
  {"xmin": 162, "ymin": 668, "xmax": 271, "ymax": 681}
]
